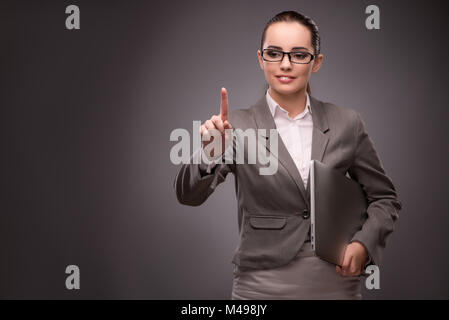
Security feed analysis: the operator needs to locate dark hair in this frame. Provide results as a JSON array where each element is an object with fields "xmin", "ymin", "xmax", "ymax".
[{"xmin": 260, "ymin": 10, "xmax": 321, "ymax": 96}]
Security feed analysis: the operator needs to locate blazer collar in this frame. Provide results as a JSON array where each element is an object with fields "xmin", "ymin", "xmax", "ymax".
[
  {"xmin": 266, "ymin": 89, "xmax": 313, "ymax": 118},
  {"xmin": 251, "ymin": 93, "xmax": 330, "ymax": 207},
  {"xmin": 252, "ymin": 93, "xmax": 329, "ymax": 133}
]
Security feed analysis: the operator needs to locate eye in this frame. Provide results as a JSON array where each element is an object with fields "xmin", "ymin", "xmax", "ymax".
[
  {"xmin": 292, "ymin": 52, "xmax": 309, "ymax": 60},
  {"xmin": 266, "ymin": 50, "xmax": 282, "ymax": 58}
]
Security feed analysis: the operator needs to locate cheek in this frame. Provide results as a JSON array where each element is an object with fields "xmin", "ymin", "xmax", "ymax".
[
  {"xmin": 298, "ymin": 65, "xmax": 312, "ymax": 76},
  {"xmin": 264, "ymin": 64, "xmax": 277, "ymax": 77},
  {"xmin": 295, "ymin": 66, "xmax": 313, "ymax": 83}
]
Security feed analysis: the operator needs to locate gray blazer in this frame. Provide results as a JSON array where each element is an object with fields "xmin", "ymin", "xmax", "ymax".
[{"xmin": 174, "ymin": 94, "xmax": 402, "ymax": 270}]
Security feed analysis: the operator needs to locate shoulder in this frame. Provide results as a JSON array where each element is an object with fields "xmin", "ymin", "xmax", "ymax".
[
  {"xmin": 229, "ymin": 108, "xmax": 252, "ymax": 120},
  {"xmin": 227, "ymin": 95, "xmax": 364, "ymax": 130},
  {"xmin": 313, "ymin": 96, "xmax": 361, "ymax": 129},
  {"xmin": 228, "ymin": 107, "xmax": 256, "ymax": 129}
]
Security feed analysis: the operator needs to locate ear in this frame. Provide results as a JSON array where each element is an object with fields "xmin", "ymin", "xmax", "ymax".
[
  {"xmin": 311, "ymin": 53, "xmax": 323, "ymax": 73},
  {"xmin": 257, "ymin": 50, "xmax": 264, "ymax": 70}
]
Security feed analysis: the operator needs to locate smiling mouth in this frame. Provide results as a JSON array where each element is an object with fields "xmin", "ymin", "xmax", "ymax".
[{"xmin": 276, "ymin": 76, "xmax": 296, "ymax": 80}]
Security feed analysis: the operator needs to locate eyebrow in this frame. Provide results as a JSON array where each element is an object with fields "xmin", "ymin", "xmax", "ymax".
[{"xmin": 266, "ymin": 45, "xmax": 311, "ymax": 51}]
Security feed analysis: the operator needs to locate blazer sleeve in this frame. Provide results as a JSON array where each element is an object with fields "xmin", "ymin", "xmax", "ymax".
[
  {"xmin": 173, "ymin": 146, "xmax": 234, "ymax": 206},
  {"xmin": 348, "ymin": 111, "xmax": 403, "ymax": 267}
]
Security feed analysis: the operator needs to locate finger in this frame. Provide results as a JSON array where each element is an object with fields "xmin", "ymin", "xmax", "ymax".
[
  {"xmin": 202, "ymin": 128, "xmax": 211, "ymax": 141},
  {"xmin": 342, "ymin": 255, "xmax": 353, "ymax": 276},
  {"xmin": 341, "ymin": 246, "xmax": 351, "ymax": 273},
  {"xmin": 336, "ymin": 265, "xmax": 342, "ymax": 276},
  {"xmin": 223, "ymin": 120, "xmax": 233, "ymax": 129},
  {"xmin": 203, "ymin": 121, "xmax": 214, "ymax": 142},
  {"xmin": 220, "ymin": 87, "xmax": 229, "ymax": 122},
  {"xmin": 205, "ymin": 120, "xmax": 221, "ymax": 140},
  {"xmin": 349, "ymin": 260, "xmax": 361, "ymax": 276},
  {"xmin": 205, "ymin": 119, "xmax": 215, "ymax": 130},
  {"xmin": 211, "ymin": 115, "xmax": 225, "ymax": 134}
]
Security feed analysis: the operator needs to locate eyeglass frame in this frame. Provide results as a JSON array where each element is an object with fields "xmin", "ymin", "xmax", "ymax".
[{"xmin": 261, "ymin": 48, "xmax": 316, "ymax": 64}]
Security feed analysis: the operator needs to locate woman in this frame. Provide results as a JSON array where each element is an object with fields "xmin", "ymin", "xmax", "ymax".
[{"xmin": 174, "ymin": 10, "xmax": 402, "ymax": 299}]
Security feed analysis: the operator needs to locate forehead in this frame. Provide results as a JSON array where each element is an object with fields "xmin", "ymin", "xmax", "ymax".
[{"xmin": 264, "ymin": 21, "xmax": 313, "ymax": 50}]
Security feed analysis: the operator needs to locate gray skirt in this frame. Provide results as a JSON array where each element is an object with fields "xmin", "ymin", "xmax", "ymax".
[{"xmin": 231, "ymin": 242, "xmax": 362, "ymax": 300}]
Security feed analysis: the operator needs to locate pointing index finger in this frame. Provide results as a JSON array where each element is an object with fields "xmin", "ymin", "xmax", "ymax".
[{"xmin": 220, "ymin": 87, "xmax": 228, "ymax": 122}]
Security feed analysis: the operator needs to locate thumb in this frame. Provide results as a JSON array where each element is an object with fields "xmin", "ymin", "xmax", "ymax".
[{"xmin": 223, "ymin": 120, "xmax": 232, "ymax": 129}]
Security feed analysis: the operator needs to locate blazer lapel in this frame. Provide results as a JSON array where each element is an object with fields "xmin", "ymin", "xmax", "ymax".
[
  {"xmin": 305, "ymin": 95, "xmax": 330, "ymax": 200},
  {"xmin": 252, "ymin": 93, "xmax": 330, "ymax": 207}
]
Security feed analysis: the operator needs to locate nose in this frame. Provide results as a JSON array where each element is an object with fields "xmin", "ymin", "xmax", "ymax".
[{"xmin": 280, "ymin": 53, "xmax": 292, "ymax": 70}]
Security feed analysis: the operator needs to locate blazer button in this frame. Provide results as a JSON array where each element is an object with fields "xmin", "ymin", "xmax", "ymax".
[{"xmin": 302, "ymin": 209, "xmax": 310, "ymax": 219}]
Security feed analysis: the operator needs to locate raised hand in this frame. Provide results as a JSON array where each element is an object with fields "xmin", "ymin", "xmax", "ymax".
[{"xmin": 200, "ymin": 87, "xmax": 233, "ymax": 158}]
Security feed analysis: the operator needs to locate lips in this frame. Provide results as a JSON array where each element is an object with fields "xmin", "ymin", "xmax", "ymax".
[
  {"xmin": 276, "ymin": 75, "xmax": 296, "ymax": 79},
  {"xmin": 276, "ymin": 75, "xmax": 296, "ymax": 84}
]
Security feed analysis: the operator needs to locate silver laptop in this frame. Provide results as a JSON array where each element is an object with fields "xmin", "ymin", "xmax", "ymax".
[{"xmin": 309, "ymin": 160, "xmax": 368, "ymax": 267}]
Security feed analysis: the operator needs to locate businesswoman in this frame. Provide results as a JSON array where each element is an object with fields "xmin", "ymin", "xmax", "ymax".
[{"xmin": 174, "ymin": 10, "xmax": 402, "ymax": 299}]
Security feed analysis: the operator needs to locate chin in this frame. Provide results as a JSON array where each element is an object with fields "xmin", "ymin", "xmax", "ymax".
[{"xmin": 271, "ymin": 84, "xmax": 301, "ymax": 95}]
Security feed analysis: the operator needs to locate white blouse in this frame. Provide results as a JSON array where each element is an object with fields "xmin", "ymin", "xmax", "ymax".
[{"xmin": 265, "ymin": 89, "xmax": 313, "ymax": 188}]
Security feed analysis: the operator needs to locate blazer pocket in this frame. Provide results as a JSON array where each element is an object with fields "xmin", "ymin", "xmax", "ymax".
[
  {"xmin": 249, "ymin": 216, "xmax": 287, "ymax": 229},
  {"xmin": 233, "ymin": 211, "xmax": 306, "ymax": 269}
]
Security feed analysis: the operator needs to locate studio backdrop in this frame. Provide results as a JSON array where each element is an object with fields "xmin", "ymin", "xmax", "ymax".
[{"xmin": 1, "ymin": 0, "xmax": 448, "ymax": 299}]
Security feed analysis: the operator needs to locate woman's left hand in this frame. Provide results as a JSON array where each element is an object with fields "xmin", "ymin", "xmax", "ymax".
[{"xmin": 336, "ymin": 241, "xmax": 368, "ymax": 277}]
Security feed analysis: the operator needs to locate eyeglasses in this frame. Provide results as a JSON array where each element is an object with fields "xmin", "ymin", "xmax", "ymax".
[{"xmin": 261, "ymin": 48, "xmax": 315, "ymax": 64}]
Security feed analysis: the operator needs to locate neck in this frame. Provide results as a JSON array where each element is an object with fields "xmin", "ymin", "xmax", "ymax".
[{"xmin": 269, "ymin": 87, "xmax": 307, "ymax": 119}]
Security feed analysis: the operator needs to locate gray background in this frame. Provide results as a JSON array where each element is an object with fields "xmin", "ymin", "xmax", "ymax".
[{"xmin": 1, "ymin": 0, "xmax": 448, "ymax": 299}]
